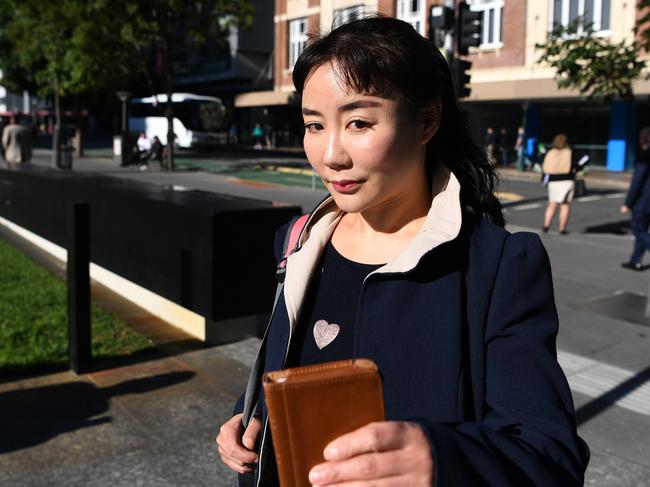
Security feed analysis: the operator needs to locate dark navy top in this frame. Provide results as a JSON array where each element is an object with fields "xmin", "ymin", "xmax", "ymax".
[{"xmin": 286, "ymin": 240, "xmax": 383, "ymax": 367}]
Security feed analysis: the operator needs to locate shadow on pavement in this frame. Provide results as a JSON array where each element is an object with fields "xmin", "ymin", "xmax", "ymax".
[
  {"xmin": 0, "ymin": 370, "xmax": 194, "ymax": 454},
  {"xmin": 570, "ymin": 291, "xmax": 650, "ymax": 328},
  {"xmin": 576, "ymin": 366, "xmax": 650, "ymax": 426},
  {"xmin": 583, "ymin": 220, "xmax": 630, "ymax": 235}
]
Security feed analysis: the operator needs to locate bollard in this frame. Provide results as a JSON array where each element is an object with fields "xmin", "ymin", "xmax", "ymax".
[
  {"xmin": 646, "ymin": 273, "xmax": 650, "ymax": 318},
  {"xmin": 68, "ymin": 201, "xmax": 91, "ymax": 373},
  {"xmin": 181, "ymin": 248, "xmax": 192, "ymax": 308}
]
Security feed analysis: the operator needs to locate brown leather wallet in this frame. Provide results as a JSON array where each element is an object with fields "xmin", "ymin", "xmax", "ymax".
[{"xmin": 262, "ymin": 359, "xmax": 385, "ymax": 487}]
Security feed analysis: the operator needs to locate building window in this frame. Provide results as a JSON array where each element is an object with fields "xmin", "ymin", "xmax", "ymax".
[
  {"xmin": 551, "ymin": 0, "xmax": 611, "ymax": 33},
  {"xmin": 396, "ymin": 0, "xmax": 426, "ymax": 36},
  {"xmin": 468, "ymin": 0, "xmax": 504, "ymax": 48},
  {"xmin": 289, "ymin": 17, "xmax": 308, "ymax": 69},
  {"xmin": 333, "ymin": 5, "xmax": 366, "ymax": 28}
]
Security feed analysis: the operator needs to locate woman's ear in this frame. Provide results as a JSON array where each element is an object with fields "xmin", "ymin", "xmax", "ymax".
[{"xmin": 420, "ymin": 98, "xmax": 442, "ymax": 145}]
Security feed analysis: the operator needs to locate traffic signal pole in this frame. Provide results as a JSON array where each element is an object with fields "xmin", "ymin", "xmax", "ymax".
[
  {"xmin": 443, "ymin": 0, "xmax": 455, "ymax": 62},
  {"xmin": 429, "ymin": 1, "xmax": 482, "ymax": 100}
]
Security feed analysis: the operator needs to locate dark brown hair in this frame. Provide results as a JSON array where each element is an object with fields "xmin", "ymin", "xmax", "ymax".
[
  {"xmin": 292, "ymin": 16, "xmax": 504, "ymax": 226},
  {"xmin": 552, "ymin": 134, "xmax": 568, "ymax": 150}
]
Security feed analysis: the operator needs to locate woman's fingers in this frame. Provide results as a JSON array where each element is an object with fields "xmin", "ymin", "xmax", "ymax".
[
  {"xmin": 310, "ymin": 451, "xmax": 403, "ymax": 485},
  {"xmin": 310, "ymin": 421, "xmax": 434, "ymax": 486},
  {"xmin": 316, "ymin": 477, "xmax": 411, "ymax": 487},
  {"xmin": 242, "ymin": 417, "xmax": 262, "ymax": 450},
  {"xmin": 323, "ymin": 422, "xmax": 406, "ymax": 461},
  {"xmin": 216, "ymin": 414, "xmax": 259, "ymax": 469}
]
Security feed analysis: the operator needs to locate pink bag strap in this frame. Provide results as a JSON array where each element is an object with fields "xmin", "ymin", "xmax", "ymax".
[{"xmin": 276, "ymin": 213, "xmax": 309, "ymax": 281}]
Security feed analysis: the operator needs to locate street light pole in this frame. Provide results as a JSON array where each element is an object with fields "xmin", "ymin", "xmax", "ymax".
[{"xmin": 116, "ymin": 91, "xmax": 131, "ymax": 166}]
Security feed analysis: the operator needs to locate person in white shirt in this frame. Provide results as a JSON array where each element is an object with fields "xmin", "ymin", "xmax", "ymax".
[{"xmin": 137, "ymin": 132, "xmax": 152, "ymax": 153}]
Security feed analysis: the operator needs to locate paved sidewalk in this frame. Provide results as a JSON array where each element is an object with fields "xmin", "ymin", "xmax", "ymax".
[{"xmin": 0, "ymin": 339, "xmax": 259, "ymax": 487}]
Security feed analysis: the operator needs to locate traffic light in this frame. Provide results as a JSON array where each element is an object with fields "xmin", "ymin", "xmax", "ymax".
[
  {"xmin": 456, "ymin": 1, "xmax": 482, "ymax": 55},
  {"xmin": 429, "ymin": 5, "xmax": 454, "ymax": 30},
  {"xmin": 428, "ymin": 5, "xmax": 455, "ymax": 48},
  {"xmin": 453, "ymin": 58, "xmax": 473, "ymax": 99}
]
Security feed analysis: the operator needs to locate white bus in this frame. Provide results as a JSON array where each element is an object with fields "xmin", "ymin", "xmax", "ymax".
[{"xmin": 129, "ymin": 93, "xmax": 228, "ymax": 149}]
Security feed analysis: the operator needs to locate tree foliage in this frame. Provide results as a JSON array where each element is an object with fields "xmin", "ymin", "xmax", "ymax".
[
  {"xmin": 636, "ymin": 0, "xmax": 650, "ymax": 50},
  {"xmin": 118, "ymin": 0, "xmax": 255, "ymax": 170},
  {"xmin": 0, "ymin": 0, "xmax": 255, "ymax": 168},
  {"xmin": 535, "ymin": 19, "xmax": 646, "ymax": 101},
  {"xmin": 0, "ymin": 0, "xmax": 135, "ymax": 100}
]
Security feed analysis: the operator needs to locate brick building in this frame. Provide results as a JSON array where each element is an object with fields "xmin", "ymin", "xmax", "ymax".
[{"xmin": 236, "ymin": 1, "xmax": 648, "ymax": 170}]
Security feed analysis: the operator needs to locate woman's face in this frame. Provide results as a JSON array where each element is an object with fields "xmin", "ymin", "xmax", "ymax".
[{"xmin": 301, "ymin": 63, "xmax": 432, "ymax": 215}]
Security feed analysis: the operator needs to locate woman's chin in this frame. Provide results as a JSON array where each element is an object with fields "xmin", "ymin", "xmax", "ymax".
[{"xmin": 329, "ymin": 193, "xmax": 369, "ymax": 214}]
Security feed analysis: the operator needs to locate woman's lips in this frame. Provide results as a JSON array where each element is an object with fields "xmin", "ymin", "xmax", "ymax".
[{"xmin": 331, "ymin": 180, "xmax": 361, "ymax": 193}]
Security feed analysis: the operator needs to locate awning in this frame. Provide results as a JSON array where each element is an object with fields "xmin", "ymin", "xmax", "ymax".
[
  {"xmin": 468, "ymin": 76, "xmax": 650, "ymax": 102},
  {"xmin": 235, "ymin": 90, "xmax": 296, "ymax": 108}
]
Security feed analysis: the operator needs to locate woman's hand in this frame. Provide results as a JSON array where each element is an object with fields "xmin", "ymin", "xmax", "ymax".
[
  {"xmin": 621, "ymin": 205, "xmax": 631, "ymax": 214},
  {"xmin": 309, "ymin": 421, "xmax": 434, "ymax": 486},
  {"xmin": 216, "ymin": 414, "xmax": 262, "ymax": 474}
]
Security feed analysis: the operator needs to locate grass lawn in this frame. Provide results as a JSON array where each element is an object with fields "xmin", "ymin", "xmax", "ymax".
[{"xmin": 0, "ymin": 238, "xmax": 153, "ymax": 374}]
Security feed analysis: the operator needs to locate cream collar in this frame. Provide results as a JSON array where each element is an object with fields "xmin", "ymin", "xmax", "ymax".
[{"xmin": 283, "ymin": 165, "xmax": 463, "ymax": 332}]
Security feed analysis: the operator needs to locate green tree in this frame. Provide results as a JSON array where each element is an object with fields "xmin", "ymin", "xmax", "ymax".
[
  {"xmin": 0, "ymin": 0, "xmax": 137, "ymax": 160},
  {"xmin": 636, "ymin": 0, "xmax": 650, "ymax": 50},
  {"xmin": 119, "ymin": 0, "xmax": 255, "ymax": 170},
  {"xmin": 0, "ymin": 0, "xmax": 255, "ymax": 168},
  {"xmin": 535, "ymin": 19, "xmax": 646, "ymax": 101}
]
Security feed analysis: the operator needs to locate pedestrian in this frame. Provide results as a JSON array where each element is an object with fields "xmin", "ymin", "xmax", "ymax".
[
  {"xmin": 252, "ymin": 123, "xmax": 264, "ymax": 150},
  {"xmin": 484, "ymin": 126, "xmax": 496, "ymax": 164},
  {"xmin": 620, "ymin": 127, "xmax": 650, "ymax": 271},
  {"xmin": 138, "ymin": 135, "xmax": 163, "ymax": 171},
  {"xmin": 216, "ymin": 17, "xmax": 588, "ymax": 486},
  {"xmin": 515, "ymin": 126, "xmax": 526, "ymax": 171},
  {"xmin": 228, "ymin": 123, "xmax": 238, "ymax": 145},
  {"xmin": 1, "ymin": 115, "xmax": 33, "ymax": 166},
  {"xmin": 136, "ymin": 132, "xmax": 151, "ymax": 155},
  {"xmin": 542, "ymin": 133, "xmax": 575, "ymax": 234},
  {"xmin": 498, "ymin": 127, "xmax": 509, "ymax": 167},
  {"xmin": 150, "ymin": 135, "xmax": 163, "ymax": 162}
]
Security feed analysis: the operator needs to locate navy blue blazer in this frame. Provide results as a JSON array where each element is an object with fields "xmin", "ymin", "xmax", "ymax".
[
  {"xmin": 235, "ymin": 213, "xmax": 589, "ymax": 486},
  {"xmin": 625, "ymin": 151, "xmax": 650, "ymax": 213}
]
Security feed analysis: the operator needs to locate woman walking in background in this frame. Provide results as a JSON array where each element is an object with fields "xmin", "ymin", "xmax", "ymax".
[{"xmin": 542, "ymin": 133, "xmax": 575, "ymax": 234}]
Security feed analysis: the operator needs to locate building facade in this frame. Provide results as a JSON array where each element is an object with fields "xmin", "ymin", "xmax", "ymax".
[{"xmin": 236, "ymin": 0, "xmax": 648, "ymax": 170}]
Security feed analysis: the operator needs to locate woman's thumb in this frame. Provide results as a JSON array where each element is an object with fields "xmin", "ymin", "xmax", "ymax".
[{"xmin": 242, "ymin": 417, "xmax": 262, "ymax": 450}]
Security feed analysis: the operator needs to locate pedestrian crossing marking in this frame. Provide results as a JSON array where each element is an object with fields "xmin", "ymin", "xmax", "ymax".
[
  {"xmin": 510, "ymin": 203, "xmax": 542, "ymax": 211},
  {"xmin": 558, "ymin": 350, "xmax": 650, "ymax": 416},
  {"xmin": 495, "ymin": 191, "xmax": 524, "ymax": 202}
]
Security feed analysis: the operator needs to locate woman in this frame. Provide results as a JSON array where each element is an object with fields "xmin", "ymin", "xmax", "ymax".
[
  {"xmin": 217, "ymin": 17, "xmax": 588, "ymax": 486},
  {"xmin": 542, "ymin": 134, "xmax": 575, "ymax": 234}
]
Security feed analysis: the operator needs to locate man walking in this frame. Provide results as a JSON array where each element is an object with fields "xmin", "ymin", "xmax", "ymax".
[
  {"xmin": 621, "ymin": 127, "xmax": 650, "ymax": 271},
  {"xmin": 1, "ymin": 116, "xmax": 32, "ymax": 167}
]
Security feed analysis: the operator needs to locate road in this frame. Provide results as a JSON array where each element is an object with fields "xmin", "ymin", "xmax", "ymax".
[{"xmin": 14, "ymin": 151, "xmax": 650, "ymax": 485}]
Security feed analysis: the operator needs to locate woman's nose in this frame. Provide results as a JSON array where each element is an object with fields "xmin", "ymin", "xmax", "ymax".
[{"xmin": 322, "ymin": 132, "xmax": 351, "ymax": 170}]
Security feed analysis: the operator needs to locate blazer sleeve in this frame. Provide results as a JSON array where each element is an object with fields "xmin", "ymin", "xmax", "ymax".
[
  {"xmin": 625, "ymin": 161, "xmax": 649, "ymax": 209},
  {"xmin": 419, "ymin": 233, "xmax": 589, "ymax": 486}
]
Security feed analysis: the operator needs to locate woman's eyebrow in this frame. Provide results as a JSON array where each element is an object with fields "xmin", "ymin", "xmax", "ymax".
[
  {"xmin": 338, "ymin": 100, "xmax": 382, "ymax": 112},
  {"xmin": 302, "ymin": 100, "xmax": 382, "ymax": 117},
  {"xmin": 302, "ymin": 107, "xmax": 322, "ymax": 116}
]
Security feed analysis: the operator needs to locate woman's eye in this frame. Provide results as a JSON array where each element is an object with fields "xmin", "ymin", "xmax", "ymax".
[
  {"xmin": 304, "ymin": 122, "xmax": 323, "ymax": 132},
  {"xmin": 349, "ymin": 120, "xmax": 369, "ymax": 130}
]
